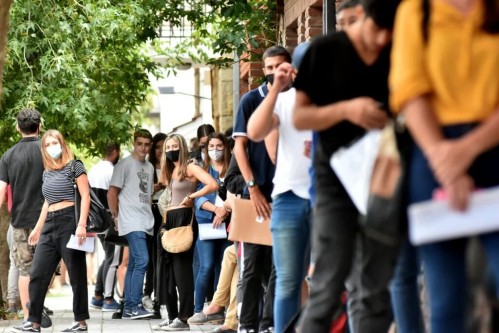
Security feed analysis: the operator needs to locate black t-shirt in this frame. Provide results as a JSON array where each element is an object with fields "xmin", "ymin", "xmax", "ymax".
[
  {"xmin": 233, "ymin": 83, "xmax": 276, "ymax": 201},
  {"xmin": 0, "ymin": 137, "xmax": 45, "ymax": 228},
  {"xmin": 294, "ymin": 31, "xmax": 391, "ymax": 158}
]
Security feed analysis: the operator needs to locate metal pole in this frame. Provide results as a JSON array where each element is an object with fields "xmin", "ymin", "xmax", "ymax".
[{"xmin": 322, "ymin": 0, "xmax": 336, "ymax": 34}]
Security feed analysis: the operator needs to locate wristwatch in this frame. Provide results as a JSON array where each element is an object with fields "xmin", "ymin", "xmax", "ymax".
[{"xmin": 247, "ymin": 179, "xmax": 256, "ymax": 188}]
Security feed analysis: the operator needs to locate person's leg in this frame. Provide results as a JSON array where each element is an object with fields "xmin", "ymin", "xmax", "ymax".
[
  {"xmin": 143, "ymin": 233, "xmax": 154, "ymax": 298},
  {"xmin": 271, "ymin": 191, "xmax": 311, "ymax": 333},
  {"xmin": 27, "ymin": 221, "xmax": 60, "ymax": 325},
  {"xmin": 117, "ymin": 247, "xmax": 128, "ymax": 297},
  {"xmin": 419, "ymin": 239, "xmax": 467, "ymax": 333},
  {"xmin": 12, "ymin": 227, "xmax": 36, "ymax": 318},
  {"xmin": 260, "ymin": 252, "xmax": 275, "ymax": 332},
  {"xmin": 123, "ymin": 240, "xmax": 135, "ymax": 313},
  {"xmin": 225, "ymin": 258, "xmax": 239, "ymax": 331},
  {"xmin": 299, "ymin": 144, "xmax": 359, "ymax": 332},
  {"xmin": 389, "ymin": 239, "xmax": 424, "ymax": 333},
  {"xmin": 210, "ymin": 244, "xmax": 237, "ymax": 309},
  {"xmin": 7, "ymin": 225, "xmax": 20, "ymax": 310},
  {"xmin": 176, "ymin": 248, "xmax": 195, "ymax": 321},
  {"xmin": 349, "ymin": 232, "xmax": 399, "ymax": 332},
  {"xmin": 239, "ymin": 242, "xmax": 265, "ymax": 331},
  {"xmin": 195, "ymin": 237, "xmax": 216, "ymax": 313},
  {"xmin": 57, "ymin": 213, "xmax": 89, "ymax": 322},
  {"xmin": 124, "ymin": 231, "xmax": 149, "ymax": 312},
  {"xmin": 104, "ymin": 245, "xmax": 121, "ymax": 299}
]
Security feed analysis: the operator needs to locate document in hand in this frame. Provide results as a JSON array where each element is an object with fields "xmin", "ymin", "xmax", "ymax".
[
  {"xmin": 409, "ymin": 186, "xmax": 499, "ymax": 245},
  {"xmin": 66, "ymin": 235, "xmax": 95, "ymax": 253},
  {"xmin": 330, "ymin": 130, "xmax": 382, "ymax": 215},
  {"xmin": 228, "ymin": 197, "xmax": 272, "ymax": 246},
  {"xmin": 199, "ymin": 223, "xmax": 227, "ymax": 240}
]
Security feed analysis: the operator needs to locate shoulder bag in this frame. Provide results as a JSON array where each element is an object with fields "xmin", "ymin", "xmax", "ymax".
[
  {"xmin": 160, "ymin": 207, "xmax": 194, "ymax": 253},
  {"xmin": 70, "ymin": 160, "xmax": 113, "ymax": 233}
]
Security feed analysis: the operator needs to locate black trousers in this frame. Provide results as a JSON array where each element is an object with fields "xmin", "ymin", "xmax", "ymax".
[
  {"xmin": 299, "ymin": 142, "xmax": 398, "ymax": 333},
  {"xmin": 144, "ymin": 203, "xmax": 162, "ymax": 298},
  {"xmin": 239, "ymin": 242, "xmax": 275, "ymax": 331},
  {"xmin": 28, "ymin": 206, "xmax": 89, "ymax": 323}
]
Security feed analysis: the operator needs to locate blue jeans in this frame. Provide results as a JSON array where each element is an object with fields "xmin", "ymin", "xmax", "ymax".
[
  {"xmin": 409, "ymin": 124, "xmax": 499, "ymax": 333},
  {"xmin": 194, "ymin": 230, "xmax": 230, "ymax": 313},
  {"xmin": 389, "ymin": 239, "xmax": 423, "ymax": 333},
  {"xmin": 271, "ymin": 191, "xmax": 311, "ymax": 333},
  {"xmin": 124, "ymin": 231, "xmax": 149, "ymax": 311}
]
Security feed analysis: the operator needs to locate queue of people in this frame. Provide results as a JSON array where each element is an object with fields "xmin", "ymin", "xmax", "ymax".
[{"xmin": 2, "ymin": 0, "xmax": 499, "ymax": 333}]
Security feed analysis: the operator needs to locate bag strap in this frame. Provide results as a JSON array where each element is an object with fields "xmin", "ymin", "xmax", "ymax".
[
  {"xmin": 70, "ymin": 160, "xmax": 80, "ymax": 228},
  {"xmin": 422, "ymin": 0, "xmax": 431, "ymax": 43}
]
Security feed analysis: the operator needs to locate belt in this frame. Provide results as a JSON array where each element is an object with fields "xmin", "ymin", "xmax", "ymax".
[{"xmin": 47, "ymin": 205, "xmax": 74, "ymax": 219}]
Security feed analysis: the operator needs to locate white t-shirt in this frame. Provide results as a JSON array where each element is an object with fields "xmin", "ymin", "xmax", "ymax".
[
  {"xmin": 88, "ymin": 160, "xmax": 114, "ymax": 190},
  {"xmin": 109, "ymin": 155, "xmax": 154, "ymax": 236},
  {"xmin": 272, "ymin": 88, "xmax": 312, "ymax": 199}
]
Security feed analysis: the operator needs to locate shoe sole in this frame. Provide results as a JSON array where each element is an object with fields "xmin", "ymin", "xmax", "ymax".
[
  {"xmin": 188, "ymin": 316, "xmax": 225, "ymax": 325},
  {"xmin": 161, "ymin": 328, "xmax": 189, "ymax": 331},
  {"xmin": 90, "ymin": 305, "xmax": 103, "ymax": 309},
  {"xmin": 41, "ymin": 312, "xmax": 52, "ymax": 328},
  {"xmin": 101, "ymin": 308, "xmax": 119, "ymax": 312},
  {"xmin": 131, "ymin": 313, "xmax": 154, "ymax": 320}
]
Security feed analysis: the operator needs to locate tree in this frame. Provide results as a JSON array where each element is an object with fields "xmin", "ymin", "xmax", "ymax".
[
  {"xmin": 0, "ymin": 0, "xmax": 278, "ymax": 155},
  {"xmin": 1, "ymin": 0, "xmax": 164, "ymax": 155}
]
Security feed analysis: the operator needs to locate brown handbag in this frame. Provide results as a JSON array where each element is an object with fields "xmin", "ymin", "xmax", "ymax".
[{"xmin": 160, "ymin": 207, "xmax": 194, "ymax": 253}]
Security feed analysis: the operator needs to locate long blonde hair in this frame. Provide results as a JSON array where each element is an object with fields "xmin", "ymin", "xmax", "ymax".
[
  {"xmin": 41, "ymin": 129, "xmax": 74, "ymax": 171},
  {"xmin": 159, "ymin": 133, "xmax": 192, "ymax": 186}
]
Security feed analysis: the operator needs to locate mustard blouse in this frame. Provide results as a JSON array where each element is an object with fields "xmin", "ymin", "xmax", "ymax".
[{"xmin": 390, "ymin": 0, "xmax": 499, "ymax": 125}]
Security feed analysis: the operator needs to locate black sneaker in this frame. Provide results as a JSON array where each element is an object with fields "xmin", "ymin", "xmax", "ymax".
[
  {"xmin": 111, "ymin": 300, "xmax": 124, "ymax": 319},
  {"xmin": 10, "ymin": 321, "xmax": 41, "ymax": 332},
  {"xmin": 26, "ymin": 302, "xmax": 52, "ymax": 328},
  {"xmin": 61, "ymin": 322, "xmax": 88, "ymax": 332},
  {"xmin": 43, "ymin": 306, "xmax": 54, "ymax": 315}
]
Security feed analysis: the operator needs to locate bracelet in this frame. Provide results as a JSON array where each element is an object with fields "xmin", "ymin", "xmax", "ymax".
[{"xmin": 78, "ymin": 223, "xmax": 87, "ymax": 228}]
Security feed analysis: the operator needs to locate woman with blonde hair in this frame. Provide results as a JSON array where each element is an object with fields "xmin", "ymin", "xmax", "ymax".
[
  {"xmin": 14, "ymin": 129, "xmax": 90, "ymax": 333},
  {"xmin": 155, "ymin": 133, "xmax": 218, "ymax": 331}
]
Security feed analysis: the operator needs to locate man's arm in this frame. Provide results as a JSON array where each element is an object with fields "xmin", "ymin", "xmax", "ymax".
[
  {"xmin": 233, "ymin": 136, "xmax": 271, "ymax": 219},
  {"xmin": 247, "ymin": 63, "xmax": 294, "ymax": 142},
  {"xmin": 107, "ymin": 186, "xmax": 121, "ymax": 220},
  {"xmin": 0, "ymin": 181, "xmax": 7, "ymax": 209},
  {"xmin": 293, "ymin": 91, "xmax": 387, "ymax": 131}
]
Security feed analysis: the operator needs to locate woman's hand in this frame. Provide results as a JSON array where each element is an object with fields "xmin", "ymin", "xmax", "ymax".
[
  {"xmin": 179, "ymin": 195, "xmax": 194, "ymax": 207},
  {"xmin": 76, "ymin": 225, "xmax": 87, "ymax": 245},
  {"xmin": 213, "ymin": 207, "xmax": 228, "ymax": 228},
  {"xmin": 444, "ymin": 174, "xmax": 474, "ymax": 211},
  {"xmin": 427, "ymin": 139, "xmax": 476, "ymax": 187},
  {"xmin": 28, "ymin": 229, "xmax": 41, "ymax": 246}
]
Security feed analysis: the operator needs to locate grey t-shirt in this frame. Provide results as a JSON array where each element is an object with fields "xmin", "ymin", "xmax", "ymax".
[{"xmin": 110, "ymin": 155, "xmax": 154, "ymax": 236}]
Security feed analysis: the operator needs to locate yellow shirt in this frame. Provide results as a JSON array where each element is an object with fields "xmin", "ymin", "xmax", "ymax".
[{"xmin": 390, "ymin": 0, "xmax": 499, "ymax": 125}]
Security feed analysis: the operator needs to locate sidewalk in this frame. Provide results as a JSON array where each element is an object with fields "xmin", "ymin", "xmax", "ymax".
[{"xmin": 0, "ymin": 285, "xmax": 221, "ymax": 333}]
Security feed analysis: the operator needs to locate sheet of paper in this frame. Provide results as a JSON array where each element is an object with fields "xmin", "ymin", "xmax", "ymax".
[
  {"xmin": 199, "ymin": 223, "xmax": 227, "ymax": 240},
  {"xmin": 215, "ymin": 195, "xmax": 224, "ymax": 208},
  {"xmin": 409, "ymin": 186, "xmax": 499, "ymax": 245},
  {"xmin": 330, "ymin": 130, "xmax": 381, "ymax": 215},
  {"xmin": 66, "ymin": 235, "xmax": 95, "ymax": 253}
]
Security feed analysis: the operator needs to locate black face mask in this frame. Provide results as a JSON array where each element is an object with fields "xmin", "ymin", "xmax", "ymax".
[
  {"xmin": 265, "ymin": 74, "xmax": 274, "ymax": 85},
  {"xmin": 166, "ymin": 150, "xmax": 180, "ymax": 162}
]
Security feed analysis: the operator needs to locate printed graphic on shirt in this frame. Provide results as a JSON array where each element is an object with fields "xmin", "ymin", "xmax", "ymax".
[{"xmin": 138, "ymin": 168, "xmax": 151, "ymax": 203}]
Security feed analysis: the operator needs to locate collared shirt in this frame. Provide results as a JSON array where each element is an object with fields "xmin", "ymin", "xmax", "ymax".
[{"xmin": 390, "ymin": 0, "xmax": 499, "ymax": 124}]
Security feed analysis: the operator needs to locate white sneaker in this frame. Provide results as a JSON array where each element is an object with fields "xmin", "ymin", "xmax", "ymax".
[
  {"xmin": 142, "ymin": 296, "xmax": 153, "ymax": 311},
  {"xmin": 152, "ymin": 319, "xmax": 170, "ymax": 331}
]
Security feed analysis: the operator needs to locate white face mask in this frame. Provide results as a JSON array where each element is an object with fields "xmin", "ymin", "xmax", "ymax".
[
  {"xmin": 208, "ymin": 149, "xmax": 224, "ymax": 162},
  {"xmin": 46, "ymin": 144, "xmax": 62, "ymax": 159}
]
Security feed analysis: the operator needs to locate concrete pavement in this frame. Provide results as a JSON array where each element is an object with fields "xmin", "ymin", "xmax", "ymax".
[{"xmin": 0, "ymin": 285, "xmax": 221, "ymax": 333}]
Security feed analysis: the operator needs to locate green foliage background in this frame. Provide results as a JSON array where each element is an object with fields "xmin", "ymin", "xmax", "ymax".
[{"xmin": 0, "ymin": 0, "xmax": 277, "ymax": 158}]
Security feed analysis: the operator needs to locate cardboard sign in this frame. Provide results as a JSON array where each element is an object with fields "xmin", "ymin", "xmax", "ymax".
[{"xmin": 228, "ymin": 197, "xmax": 272, "ymax": 246}]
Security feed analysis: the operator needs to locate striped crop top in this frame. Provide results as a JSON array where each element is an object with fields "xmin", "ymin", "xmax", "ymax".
[{"xmin": 42, "ymin": 160, "xmax": 87, "ymax": 204}]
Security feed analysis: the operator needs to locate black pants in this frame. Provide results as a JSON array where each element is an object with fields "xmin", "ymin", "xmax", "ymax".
[
  {"xmin": 144, "ymin": 203, "xmax": 162, "ymax": 298},
  {"xmin": 299, "ymin": 142, "xmax": 398, "ymax": 333},
  {"xmin": 28, "ymin": 206, "xmax": 89, "ymax": 323},
  {"xmin": 239, "ymin": 242, "xmax": 275, "ymax": 331},
  {"xmin": 157, "ymin": 207, "xmax": 197, "ymax": 322}
]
